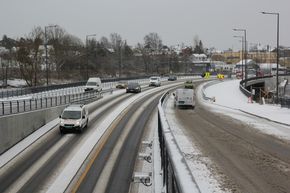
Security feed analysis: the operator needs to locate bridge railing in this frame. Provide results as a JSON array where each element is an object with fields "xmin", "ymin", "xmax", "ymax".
[
  {"xmin": 157, "ymin": 92, "xmax": 200, "ymax": 193},
  {"xmin": 0, "ymin": 90, "xmax": 102, "ymax": 116},
  {"xmin": 239, "ymin": 74, "xmax": 290, "ymax": 108}
]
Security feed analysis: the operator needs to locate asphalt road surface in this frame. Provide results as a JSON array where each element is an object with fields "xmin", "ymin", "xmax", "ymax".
[
  {"xmin": 0, "ymin": 80, "xmax": 182, "ymax": 193},
  {"xmin": 169, "ymin": 89, "xmax": 290, "ymax": 193}
]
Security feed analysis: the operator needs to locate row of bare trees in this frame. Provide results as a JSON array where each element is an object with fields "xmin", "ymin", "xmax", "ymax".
[{"xmin": 0, "ymin": 25, "xmax": 195, "ymax": 86}]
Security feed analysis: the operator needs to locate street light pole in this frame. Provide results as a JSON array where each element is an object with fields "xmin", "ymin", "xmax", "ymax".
[
  {"xmin": 86, "ymin": 34, "xmax": 96, "ymax": 80},
  {"xmin": 233, "ymin": 28, "xmax": 247, "ymax": 86},
  {"xmin": 261, "ymin": 11, "xmax": 279, "ymax": 102},
  {"xmin": 233, "ymin": 35, "xmax": 244, "ymax": 80},
  {"xmin": 44, "ymin": 25, "xmax": 57, "ymax": 85}
]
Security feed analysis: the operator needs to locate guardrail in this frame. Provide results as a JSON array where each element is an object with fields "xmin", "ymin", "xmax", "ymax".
[
  {"xmin": 157, "ymin": 92, "xmax": 200, "ymax": 193},
  {"xmin": 0, "ymin": 90, "xmax": 102, "ymax": 116},
  {"xmin": 239, "ymin": 74, "xmax": 290, "ymax": 108}
]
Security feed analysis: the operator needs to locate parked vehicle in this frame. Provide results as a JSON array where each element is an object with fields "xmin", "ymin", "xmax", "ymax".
[
  {"xmin": 168, "ymin": 75, "xmax": 177, "ymax": 81},
  {"xmin": 116, "ymin": 81, "xmax": 128, "ymax": 89},
  {"xmin": 59, "ymin": 104, "xmax": 89, "ymax": 134},
  {"xmin": 174, "ymin": 88, "xmax": 195, "ymax": 108},
  {"xmin": 126, "ymin": 82, "xmax": 141, "ymax": 93},
  {"xmin": 84, "ymin": 77, "xmax": 102, "ymax": 92},
  {"xmin": 149, "ymin": 76, "xmax": 161, "ymax": 86}
]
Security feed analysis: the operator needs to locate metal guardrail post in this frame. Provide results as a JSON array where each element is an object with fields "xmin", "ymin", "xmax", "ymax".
[
  {"xmin": 10, "ymin": 101, "xmax": 12, "ymax": 114},
  {"xmin": 2, "ymin": 102, "xmax": 4, "ymax": 115},
  {"xmin": 35, "ymin": 99, "xmax": 37, "ymax": 109},
  {"xmin": 157, "ymin": 92, "xmax": 200, "ymax": 193},
  {"xmin": 24, "ymin": 100, "xmax": 26, "ymax": 112},
  {"xmin": 40, "ymin": 98, "xmax": 43, "ymax": 108},
  {"xmin": 17, "ymin": 100, "xmax": 19, "ymax": 113}
]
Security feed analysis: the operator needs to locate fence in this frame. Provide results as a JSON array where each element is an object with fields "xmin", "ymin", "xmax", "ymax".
[
  {"xmin": 157, "ymin": 92, "xmax": 200, "ymax": 193},
  {"xmin": 0, "ymin": 90, "xmax": 102, "ymax": 116},
  {"xmin": 0, "ymin": 76, "xmax": 155, "ymax": 99},
  {"xmin": 239, "ymin": 74, "xmax": 290, "ymax": 108}
]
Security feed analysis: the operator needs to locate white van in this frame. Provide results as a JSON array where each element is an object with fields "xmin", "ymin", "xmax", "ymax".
[
  {"xmin": 59, "ymin": 104, "xmax": 89, "ymax": 133},
  {"xmin": 149, "ymin": 76, "xmax": 161, "ymax": 87},
  {"xmin": 84, "ymin": 77, "xmax": 102, "ymax": 92},
  {"xmin": 174, "ymin": 88, "xmax": 195, "ymax": 108}
]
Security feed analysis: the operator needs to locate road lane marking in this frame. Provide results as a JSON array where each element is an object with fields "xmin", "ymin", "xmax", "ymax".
[{"xmin": 3, "ymin": 135, "xmax": 72, "ymax": 193}]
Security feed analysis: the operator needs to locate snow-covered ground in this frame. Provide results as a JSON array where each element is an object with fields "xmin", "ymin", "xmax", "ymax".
[
  {"xmin": 203, "ymin": 79, "xmax": 290, "ymax": 125},
  {"xmin": 200, "ymin": 79, "xmax": 290, "ymax": 141}
]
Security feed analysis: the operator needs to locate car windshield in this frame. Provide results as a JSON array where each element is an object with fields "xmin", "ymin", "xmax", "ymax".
[
  {"xmin": 61, "ymin": 110, "xmax": 81, "ymax": 119},
  {"xmin": 151, "ymin": 78, "xmax": 157, "ymax": 80},
  {"xmin": 86, "ymin": 82, "xmax": 97, "ymax": 86},
  {"xmin": 128, "ymin": 83, "xmax": 138, "ymax": 88}
]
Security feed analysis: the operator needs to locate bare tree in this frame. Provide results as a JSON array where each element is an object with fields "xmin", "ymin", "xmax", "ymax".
[
  {"xmin": 110, "ymin": 33, "xmax": 123, "ymax": 77},
  {"xmin": 143, "ymin": 32, "xmax": 163, "ymax": 74},
  {"xmin": 0, "ymin": 35, "xmax": 18, "ymax": 85},
  {"xmin": 16, "ymin": 26, "xmax": 44, "ymax": 86},
  {"xmin": 48, "ymin": 27, "xmax": 83, "ymax": 80}
]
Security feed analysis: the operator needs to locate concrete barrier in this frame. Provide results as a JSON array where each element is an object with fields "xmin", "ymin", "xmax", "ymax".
[{"xmin": 0, "ymin": 106, "xmax": 65, "ymax": 154}]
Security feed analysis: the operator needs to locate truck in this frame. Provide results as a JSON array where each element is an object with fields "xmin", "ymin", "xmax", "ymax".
[{"xmin": 174, "ymin": 88, "xmax": 195, "ymax": 108}]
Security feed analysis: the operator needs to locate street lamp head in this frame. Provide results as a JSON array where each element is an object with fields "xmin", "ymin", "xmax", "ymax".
[{"xmin": 261, "ymin": 11, "xmax": 279, "ymax": 15}]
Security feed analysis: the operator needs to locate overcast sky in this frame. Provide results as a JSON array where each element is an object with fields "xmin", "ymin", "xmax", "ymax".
[{"xmin": 0, "ymin": 0, "xmax": 289, "ymax": 50}]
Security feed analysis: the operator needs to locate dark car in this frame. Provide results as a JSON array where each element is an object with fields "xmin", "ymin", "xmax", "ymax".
[
  {"xmin": 116, "ymin": 81, "xmax": 128, "ymax": 89},
  {"xmin": 168, "ymin": 75, "xmax": 177, "ymax": 81},
  {"xmin": 126, "ymin": 82, "xmax": 141, "ymax": 93}
]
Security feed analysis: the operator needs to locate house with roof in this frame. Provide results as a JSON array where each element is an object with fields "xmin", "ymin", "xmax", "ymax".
[{"xmin": 190, "ymin": 54, "xmax": 211, "ymax": 74}]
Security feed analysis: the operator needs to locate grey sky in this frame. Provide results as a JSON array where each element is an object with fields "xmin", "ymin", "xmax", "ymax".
[{"xmin": 1, "ymin": 0, "xmax": 289, "ymax": 50}]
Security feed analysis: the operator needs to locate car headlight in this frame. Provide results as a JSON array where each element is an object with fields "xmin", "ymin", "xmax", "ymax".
[
  {"xmin": 75, "ymin": 121, "xmax": 80, "ymax": 126},
  {"xmin": 60, "ymin": 120, "xmax": 64, "ymax": 126}
]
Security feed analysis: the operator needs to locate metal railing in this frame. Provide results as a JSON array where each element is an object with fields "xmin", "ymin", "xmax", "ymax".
[
  {"xmin": 0, "ymin": 81, "xmax": 87, "ymax": 98},
  {"xmin": 157, "ymin": 92, "xmax": 200, "ymax": 193},
  {"xmin": 0, "ymin": 90, "xmax": 102, "ymax": 116},
  {"xmin": 239, "ymin": 74, "xmax": 290, "ymax": 108}
]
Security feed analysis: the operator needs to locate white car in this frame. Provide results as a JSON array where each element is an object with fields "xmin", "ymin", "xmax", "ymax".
[
  {"xmin": 59, "ymin": 104, "xmax": 89, "ymax": 134},
  {"xmin": 149, "ymin": 76, "xmax": 161, "ymax": 87}
]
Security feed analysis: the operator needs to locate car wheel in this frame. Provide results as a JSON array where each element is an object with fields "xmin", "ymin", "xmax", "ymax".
[
  {"xmin": 86, "ymin": 119, "xmax": 88, "ymax": 128},
  {"xmin": 60, "ymin": 128, "xmax": 65, "ymax": 135},
  {"xmin": 79, "ymin": 126, "xmax": 83, "ymax": 133}
]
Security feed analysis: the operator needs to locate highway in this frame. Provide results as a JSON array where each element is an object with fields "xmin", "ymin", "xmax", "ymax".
[
  {"xmin": 3, "ymin": 77, "xmax": 290, "ymax": 193},
  {"xmin": 0, "ymin": 79, "xmax": 184, "ymax": 193}
]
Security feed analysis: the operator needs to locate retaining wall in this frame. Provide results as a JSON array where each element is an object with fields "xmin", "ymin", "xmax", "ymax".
[{"xmin": 0, "ymin": 106, "xmax": 65, "ymax": 154}]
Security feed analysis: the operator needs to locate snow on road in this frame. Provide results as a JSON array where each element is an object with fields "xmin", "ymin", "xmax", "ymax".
[
  {"xmin": 161, "ymin": 78, "xmax": 290, "ymax": 193},
  {"xmin": 164, "ymin": 94, "xmax": 230, "ymax": 193}
]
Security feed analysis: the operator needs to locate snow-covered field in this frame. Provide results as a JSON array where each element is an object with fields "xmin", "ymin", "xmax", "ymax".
[{"xmin": 201, "ymin": 79, "xmax": 290, "ymax": 141}]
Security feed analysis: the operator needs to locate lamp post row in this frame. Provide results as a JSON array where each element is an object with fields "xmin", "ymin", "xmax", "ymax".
[
  {"xmin": 261, "ymin": 11, "xmax": 280, "ymax": 102},
  {"xmin": 233, "ymin": 35, "xmax": 244, "ymax": 81},
  {"xmin": 233, "ymin": 28, "xmax": 247, "ymax": 86},
  {"xmin": 233, "ymin": 11, "xmax": 280, "ymax": 102}
]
